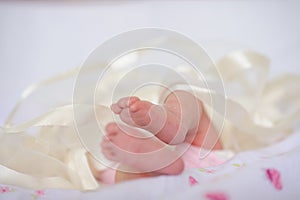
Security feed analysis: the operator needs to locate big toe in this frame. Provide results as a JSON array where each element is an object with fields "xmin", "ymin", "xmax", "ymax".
[
  {"xmin": 129, "ymin": 100, "xmax": 144, "ymax": 112},
  {"xmin": 111, "ymin": 103, "xmax": 122, "ymax": 114},
  {"xmin": 117, "ymin": 96, "xmax": 140, "ymax": 109}
]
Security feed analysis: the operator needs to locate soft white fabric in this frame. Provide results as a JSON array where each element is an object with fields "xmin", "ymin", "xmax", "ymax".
[{"xmin": 1, "ymin": 129, "xmax": 299, "ymax": 200}]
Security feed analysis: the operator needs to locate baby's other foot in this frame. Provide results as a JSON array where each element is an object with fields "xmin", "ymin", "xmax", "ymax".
[{"xmin": 100, "ymin": 123, "xmax": 183, "ymax": 174}]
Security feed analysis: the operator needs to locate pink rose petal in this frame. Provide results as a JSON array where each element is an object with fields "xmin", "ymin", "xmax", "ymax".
[
  {"xmin": 205, "ymin": 192, "xmax": 229, "ymax": 200},
  {"xmin": 188, "ymin": 176, "xmax": 198, "ymax": 186},
  {"xmin": 35, "ymin": 190, "xmax": 45, "ymax": 196},
  {"xmin": 206, "ymin": 169, "xmax": 215, "ymax": 174},
  {"xmin": 0, "ymin": 186, "xmax": 10, "ymax": 193},
  {"xmin": 266, "ymin": 168, "xmax": 283, "ymax": 190}
]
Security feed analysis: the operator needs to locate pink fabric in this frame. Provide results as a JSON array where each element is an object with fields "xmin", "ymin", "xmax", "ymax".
[
  {"xmin": 100, "ymin": 145, "xmax": 226, "ymax": 184},
  {"xmin": 99, "ymin": 168, "xmax": 116, "ymax": 185},
  {"xmin": 182, "ymin": 145, "xmax": 226, "ymax": 169}
]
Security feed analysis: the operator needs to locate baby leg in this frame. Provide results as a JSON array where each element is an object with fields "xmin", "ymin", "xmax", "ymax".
[{"xmin": 165, "ymin": 91, "xmax": 223, "ymax": 149}]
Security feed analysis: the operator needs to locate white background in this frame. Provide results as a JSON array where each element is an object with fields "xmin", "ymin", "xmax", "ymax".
[{"xmin": 0, "ymin": 0, "xmax": 300, "ymax": 124}]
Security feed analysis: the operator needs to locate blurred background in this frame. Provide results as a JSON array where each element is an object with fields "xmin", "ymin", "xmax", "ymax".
[{"xmin": 0, "ymin": 0, "xmax": 299, "ymax": 124}]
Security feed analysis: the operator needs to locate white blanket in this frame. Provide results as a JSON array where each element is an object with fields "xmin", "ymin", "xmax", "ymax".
[{"xmin": 1, "ymin": 130, "xmax": 299, "ymax": 200}]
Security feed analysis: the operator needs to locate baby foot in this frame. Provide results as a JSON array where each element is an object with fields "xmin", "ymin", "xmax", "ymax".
[
  {"xmin": 100, "ymin": 123, "xmax": 184, "ymax": 174},
  {"xmin": 111, "ymin": 96, "xmax": 189, "ymax": 144},
  {"xmin": 110, "ymin": 91, "xmax": 223, "ymax": 150},
  {"xmin": 111, "ymin": 96, "xmax": 154, "ymax": 127}
]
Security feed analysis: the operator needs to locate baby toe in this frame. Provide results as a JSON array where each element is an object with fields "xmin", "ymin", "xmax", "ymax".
[
  {"xmin": 117, "ymin": 97, "xmax": 131, "ymax": 108},
  {"xmin": 111, "ymin": 103, "xmax": 122, "ymax": 114}
]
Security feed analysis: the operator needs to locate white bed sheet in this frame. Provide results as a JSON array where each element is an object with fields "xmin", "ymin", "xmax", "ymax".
[{"xmin": 1, "ymin": 130, "xmax": 299, "ymax": 200}]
